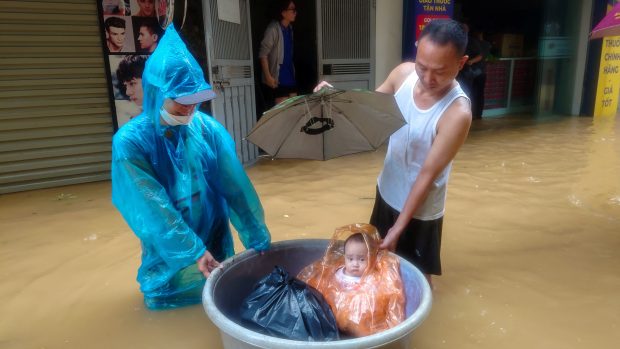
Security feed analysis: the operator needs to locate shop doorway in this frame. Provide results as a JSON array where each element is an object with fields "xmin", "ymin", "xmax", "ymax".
[
  {"xmin": 249, "ymin": 0, "xmax": 318, "ymax": 119},
  {"xmin": 455, "ymin": 0, "xmax": 589, "ymax": 117},
  {"xmin": 202, "ymin": 0, "xmax": 258, "ymax": 163},
  {"xmin": 249, "ymin": 0, "xmax": 375, "ymax": 120}
]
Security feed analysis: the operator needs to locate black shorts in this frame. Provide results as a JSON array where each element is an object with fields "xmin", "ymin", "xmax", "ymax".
[
  {"xmin": 273, "ymin": 84, "xmax": 297, "ymax": 98},
  {"xmin": 263, "ymin": 84, "xmax": 297, "ymax": 99},
  {"xmin": 369, "ymin": 187, "xmax": 443, "ymax": 275},
  {"xmin": 261, "ymin": 84, "xmax": 297, "ymax": 111}
]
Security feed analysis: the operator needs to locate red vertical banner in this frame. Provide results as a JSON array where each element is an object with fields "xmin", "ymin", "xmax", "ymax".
[
  {"xmin": 413, "ymin": 0, "xmax": 454, "ymax": 40},
  {"xmin": 416, "ymin": 14, "xmax": 450, "ymax": 40}
]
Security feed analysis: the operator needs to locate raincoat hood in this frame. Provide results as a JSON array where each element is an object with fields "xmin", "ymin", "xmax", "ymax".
[
  {"xmin": 326, "ymin": 223, "xmax": 381, "ymax": 275},
  {"xmin": 141, "ymin": 25, "xmax": 215, "ymax": 125}
]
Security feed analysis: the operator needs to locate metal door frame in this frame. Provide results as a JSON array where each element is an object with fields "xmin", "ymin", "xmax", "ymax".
[
  {"xmin": 316, "ymin": 0, "xmax": 376, "ymax": 89},
  {"xmin": 202, "ymin": 0, "xmax": 259, "ymax": 164}
]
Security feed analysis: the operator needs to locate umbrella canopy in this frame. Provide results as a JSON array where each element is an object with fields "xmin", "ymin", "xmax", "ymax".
[
  {"xmin": 246, "ymin": 87, "xmax": 406, "ymax": 160},
  {"xmin": 590, "ymin": 2, "xmax": 620, "ymax": 39}
]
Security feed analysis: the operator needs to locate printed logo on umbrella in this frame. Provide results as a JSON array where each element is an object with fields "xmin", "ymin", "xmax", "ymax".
[{"xmin": 300, "ymin": 117, "xmax": 335, "ymax": 135}]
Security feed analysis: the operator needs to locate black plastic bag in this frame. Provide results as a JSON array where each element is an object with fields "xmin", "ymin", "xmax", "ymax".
[{"xmin": 240, "ymin": 266, "xmax": 339, "ymax": 341}]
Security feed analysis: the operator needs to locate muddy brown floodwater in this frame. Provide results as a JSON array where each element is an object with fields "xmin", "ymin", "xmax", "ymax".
[{"xmin": 1, "ymin": 115, "xmax": 618, "ymax": 348}]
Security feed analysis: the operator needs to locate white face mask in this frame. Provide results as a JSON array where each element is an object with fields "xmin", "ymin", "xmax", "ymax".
[{"xmin": 160, "ymin": 106, "xmax": 195, "ymax": 126}]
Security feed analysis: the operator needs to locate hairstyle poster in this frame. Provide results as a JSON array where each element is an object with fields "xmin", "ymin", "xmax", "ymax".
[{"xmin": 98, "ymin": 0, "xmax": 165, "ymax": 129}]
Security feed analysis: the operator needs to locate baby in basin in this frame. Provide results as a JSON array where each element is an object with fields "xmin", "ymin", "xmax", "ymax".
[{"xmin": 298, "ymin": 223, "xmax": 405, "ymax": 337}]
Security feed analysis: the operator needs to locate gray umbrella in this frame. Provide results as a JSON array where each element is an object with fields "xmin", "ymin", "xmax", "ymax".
[{"xmin": 246, "ymin": 87, "xmax": 406, "ymax": 160}]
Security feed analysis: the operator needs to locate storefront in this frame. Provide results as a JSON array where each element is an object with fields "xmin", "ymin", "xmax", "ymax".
[
  {"xmin": 403, "ymin": 0, "xmax": 595, "ymax": 117},
  {"xmin": 0, "ymin": 0, "xmax": 114, "ymax": 194},
  {"xmin": 0, "ymin": 0, "xmax": 380, "ymax": 194},
  {"xmin": 581, "ymin": 0, "xmax": 620, "ymax": 117},
  {"xmin": 1, "ymin": 0, "xmax": 614, "ymax": 194}
]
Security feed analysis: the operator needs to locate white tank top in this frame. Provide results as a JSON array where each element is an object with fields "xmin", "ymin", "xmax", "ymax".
[{"xmin": 377, "ymin": 70, "xmax": 468, "ymax": 220}]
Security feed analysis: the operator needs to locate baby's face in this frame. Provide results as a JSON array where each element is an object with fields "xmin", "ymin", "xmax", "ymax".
[{"xmin": 344, "ymin": 240, "xmax": 368, "ymax": 277}]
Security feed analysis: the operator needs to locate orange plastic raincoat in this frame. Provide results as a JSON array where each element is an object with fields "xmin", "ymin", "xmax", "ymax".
[{"xmin": 298, "ymin": 223, "xmax": 405, "ymax": 337}]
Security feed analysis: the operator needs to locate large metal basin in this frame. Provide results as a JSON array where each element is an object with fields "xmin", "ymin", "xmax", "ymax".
[{"xmin": 203, "ymin": 239, "xmax": 432, "ymax": 349}]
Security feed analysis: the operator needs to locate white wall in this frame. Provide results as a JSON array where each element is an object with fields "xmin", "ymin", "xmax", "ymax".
[{"xmin": 375, "ymin": 0, "xmax": 403, "ymax": 88}]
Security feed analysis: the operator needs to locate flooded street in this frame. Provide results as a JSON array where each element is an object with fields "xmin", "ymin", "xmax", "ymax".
[{"xmin": 1, "ymin": 115, "xmax": 618, "ymax": 349}]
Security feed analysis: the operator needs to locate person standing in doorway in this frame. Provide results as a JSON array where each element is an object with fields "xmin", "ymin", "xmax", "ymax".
[
  {"xmin": 315, "ymin": 19, "xmax": 472, "ymax": 288},
  {"xmin": 457, "ymin": 23, "xmax": 484, "ymax": 118},
  {"xmin": 258, "ymin": 0, "xmax": 298, "ymax": 108},
  {"xmin": 470, "ymin": 29, "xmax": 490, "ymax": 119}
]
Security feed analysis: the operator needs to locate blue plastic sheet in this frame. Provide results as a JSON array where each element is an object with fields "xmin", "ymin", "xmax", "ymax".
[{"xmin": 111, "ymin": 26, "xmax": 271, "ymax": 310}]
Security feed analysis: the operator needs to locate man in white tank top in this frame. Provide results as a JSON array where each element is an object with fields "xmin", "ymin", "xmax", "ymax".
[{"xmin": 316, "ymin": 19, "xmax": 471, "ymax": 288}]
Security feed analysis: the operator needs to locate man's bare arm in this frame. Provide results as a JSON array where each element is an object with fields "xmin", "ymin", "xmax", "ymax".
[
  {"xmin": 380, "ymin": 97, "xmax": 472, "ymax": 250},
  {"xmin": 314, "ymin": 62, "xmax": 416, "ymax": 93},
  {"xmin": 375, "ymin": 62, "xmax": 416, "ymax": 94}
]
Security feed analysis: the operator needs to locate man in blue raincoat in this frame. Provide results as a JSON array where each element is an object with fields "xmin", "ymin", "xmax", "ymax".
[{"xmin": 111, "ymin": 26, "xmax": 271, "ymax": 310}]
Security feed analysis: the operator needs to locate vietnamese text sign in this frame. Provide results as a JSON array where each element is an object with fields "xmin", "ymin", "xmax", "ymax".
[
  {"xmin": 414, "ymin": 0, "xmax": 454, "ymax": 40},
  {"xmin": 594, "ymin": 0, "xmax": 620, "ymax": 117}
]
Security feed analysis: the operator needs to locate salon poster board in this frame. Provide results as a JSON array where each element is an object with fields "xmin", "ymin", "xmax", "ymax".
[{"xmin": 97, "ymin": 0, "xmax": 164, "ymax": 129}]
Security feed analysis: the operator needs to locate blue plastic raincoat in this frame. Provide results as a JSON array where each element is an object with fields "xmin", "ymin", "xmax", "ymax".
[{"xmin": 111, "ymin": 26, "xmax": 271, "ymax": 310}]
